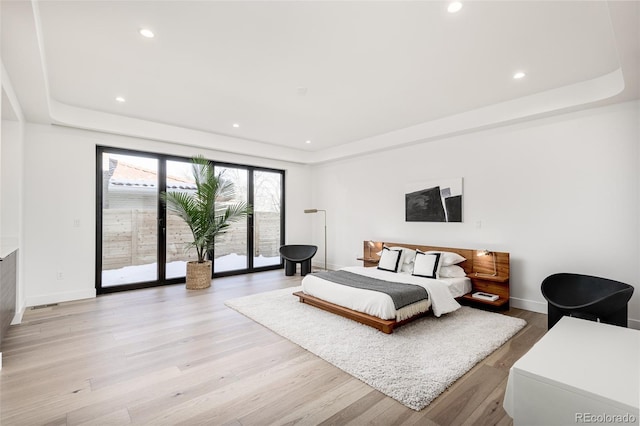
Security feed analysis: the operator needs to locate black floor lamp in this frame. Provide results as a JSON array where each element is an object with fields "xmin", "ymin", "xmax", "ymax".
[{"xmin": 304, "ymin": 209, "xmax": 327, "ymax": 270}]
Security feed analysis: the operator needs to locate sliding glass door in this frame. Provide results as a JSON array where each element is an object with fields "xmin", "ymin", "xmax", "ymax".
[
  {"xmin": 96, "ymin": 147, "xmax": 285, "ymax": 293},
  {"xmin": 165, "ymin": 159, "xmax": 198, "ymax": 279},
  {"xmin": 253, "ymin": 170, "xmax": 282, "ymax": 268},
  {"xmin": 99, "ymin": 151, "xmax": 159, "ymax": 288},
  {"xmin": 213, "ymin": 165, "xmax": 249, "ymax": 273}
]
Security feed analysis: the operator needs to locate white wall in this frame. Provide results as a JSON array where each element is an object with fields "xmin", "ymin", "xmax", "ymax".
[
  {"xmin": 21, "ymin": 124, "xmax": 312, "ymax": 307},
  {"xmin": 1, "ymin": 60, "xmax": 26, "ymax": 323},
  {"xmin": 15, "ymin": 101, "xmax": 640, "ymax": 330},
  {"xmin": 1, "ymin": 119, "xmax": 22, "ymax": 249},
  {"xmin": 1, "ymin": 64, "xmax": 26, "ymax": 257},
  {"xmin": 309, "ymin": 101, "xmax": 640, "ymax": 328}
]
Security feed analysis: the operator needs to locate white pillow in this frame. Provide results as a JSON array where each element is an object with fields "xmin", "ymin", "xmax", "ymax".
[
  {"xmin": 400, "ymin": 248, "xmax": 417, "ymax": 264},
  {"xmin": 412, "ymin": 250, "xmax": 441, "ymax": 279},
  {"xmin": 377, "ymin": 246, "xmax": 416, "ymax": 265},
  {"xmin": 439, "ymin": 264, "xmax": 467, "ymax": 278},
  {"xmin": 377, "ymin": 247, "xmax": 402, "ymax": 272},
  {"xmin": 426, "ymin": 250, "xmax": 465, "ymax": 266},
  {"xmin": 400, "ymin": 262, "xmax": 414, "ymax": 273}
]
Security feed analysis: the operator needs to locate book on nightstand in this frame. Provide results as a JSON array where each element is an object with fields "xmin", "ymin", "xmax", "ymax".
[{"xmin": 471, "ymin": 291, "xmax": 499, "ymax": 302}]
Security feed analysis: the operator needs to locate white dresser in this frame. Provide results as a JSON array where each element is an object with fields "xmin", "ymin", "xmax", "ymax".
[{"xmin": 504, "ymin": 316, "xmax": 639, "ymax": 425}]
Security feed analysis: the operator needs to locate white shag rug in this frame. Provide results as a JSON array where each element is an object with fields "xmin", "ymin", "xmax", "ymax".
[{"xmin": 225, "ymin": 286, "xmax": 526, "ymax": 411}]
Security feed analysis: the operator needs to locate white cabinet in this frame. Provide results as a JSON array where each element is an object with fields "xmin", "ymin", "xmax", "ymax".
[{"xmin": 504, "ymin": 316, "xmax": 639, "ymax": 425}]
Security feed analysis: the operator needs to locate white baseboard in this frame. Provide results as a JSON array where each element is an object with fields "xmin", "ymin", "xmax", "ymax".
[
  {"xmin": 510, "ymin": 297, "xmax": 547, "ymax": 314},
  {"xmin": 26, "ymin": 288, "xmax": 96, "ymax": 308},
  {"xmin": 312, "ymin": 261, "xmax": 346, "ymax": 271},
  {"xmin": 510, "ymin": 297, "xmax": 640, "ymax": 330},
  {"xmin": 11, "ymin": 300, "xmax": 28, "ymax": 324},
  {"xmin": 11, "ymin": 307, "xmax": 25, "ymax": 325}
]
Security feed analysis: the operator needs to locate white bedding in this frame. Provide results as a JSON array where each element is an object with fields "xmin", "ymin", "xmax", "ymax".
[{"xmin": 301, "ymin": 266, "xmax": 469, "ymax": 321}]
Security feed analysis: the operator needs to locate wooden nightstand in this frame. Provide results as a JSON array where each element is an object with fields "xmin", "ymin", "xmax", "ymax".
[
  {"xmin": 461, "ymin": 274, "xmax": 510, "ymax": 309},
  {"xmin": 356, "ymin": 257, "xmax": 379, "ymax": 268}
]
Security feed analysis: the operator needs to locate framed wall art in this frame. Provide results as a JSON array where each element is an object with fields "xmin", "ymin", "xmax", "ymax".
[{"xmin": 405, "ymin": 178, "xmax": 463, "ymax": 222}]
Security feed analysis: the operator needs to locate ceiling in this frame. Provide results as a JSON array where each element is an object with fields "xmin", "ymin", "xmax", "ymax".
[{"xmin": 2, "ymin": 1, "xmax": 639, "ymax": 164}]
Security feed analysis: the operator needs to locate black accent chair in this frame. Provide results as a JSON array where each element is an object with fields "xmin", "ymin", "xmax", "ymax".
[
  {"xmin": 541, "ymin": 273, "xmax": 634, "ymax": 329},
  {"xmin": 279, "ymin": 245, "xmax": 318, "ymax": 276}
]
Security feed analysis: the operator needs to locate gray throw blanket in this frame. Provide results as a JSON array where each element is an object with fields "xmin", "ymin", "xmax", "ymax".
[{"xmin": 311, "ymin": 270, "xmax": 428, "ymax": 310}]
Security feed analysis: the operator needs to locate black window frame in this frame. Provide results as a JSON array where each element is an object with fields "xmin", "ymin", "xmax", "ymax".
[{"xmin": 96, "ymin": 146, "xmax": 285, "ymax": 294}]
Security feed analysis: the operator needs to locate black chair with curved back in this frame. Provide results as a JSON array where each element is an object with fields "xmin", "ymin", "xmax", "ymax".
[
  {"xmin": 541, "ymin": 273, "xmax": 634, "ymax": 329},
  {"xmin": 279, "ymin": 245, "xmax": 318, "ymax": 276}
]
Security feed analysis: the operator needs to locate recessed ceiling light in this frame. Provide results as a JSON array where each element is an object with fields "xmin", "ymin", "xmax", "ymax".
[
  {"xmin": 232, "ymin": 123, "xmax": 240, "ymax": 128},
  {"xmin": 139, "ymin": 28, "xmax": 155, "ymax": 38},
  {"xmin": 513, "ymin": 71, "xmax": 526, "ymax": 79},
  {"xmin": 448, "ymin": 2, "xmax": 463, "ymax": 13},
  {"xmin": 115, "ymin": 96, "xmax": 126, "ymax": 103},
  {"xmin": 305, "ymin": 140, "xmax": 311, "ymax": 144}
]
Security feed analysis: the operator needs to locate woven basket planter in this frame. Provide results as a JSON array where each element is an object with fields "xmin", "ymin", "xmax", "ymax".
[{"xmin": 186, "ymin": 260, "xmax": 212, "ymax": 290}]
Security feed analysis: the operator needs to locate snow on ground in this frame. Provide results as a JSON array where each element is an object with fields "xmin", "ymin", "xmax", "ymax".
[{"xmin": 102, "ymin": 253, "xmax": 281, "ymax": 286}]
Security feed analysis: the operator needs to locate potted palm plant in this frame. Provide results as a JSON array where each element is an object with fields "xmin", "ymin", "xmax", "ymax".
[{"xmin": 162, "ymin": 155, "xmax": 251, "ymax": 289}]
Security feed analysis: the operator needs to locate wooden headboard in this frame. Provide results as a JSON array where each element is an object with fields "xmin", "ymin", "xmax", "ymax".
[{"xmin": 363, "ymin": 241, "xmax": 509, "ymax": 278}]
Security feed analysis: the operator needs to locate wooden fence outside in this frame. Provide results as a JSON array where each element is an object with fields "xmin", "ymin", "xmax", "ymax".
[{"xmin": 102, "ymin": 209, "xmax": 281, "ymax": 270}]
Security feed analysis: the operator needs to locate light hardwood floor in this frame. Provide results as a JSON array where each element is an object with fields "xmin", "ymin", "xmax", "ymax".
[{"xmin": 0, "ymin": 270, "xmax": 547, "ymax": 425}]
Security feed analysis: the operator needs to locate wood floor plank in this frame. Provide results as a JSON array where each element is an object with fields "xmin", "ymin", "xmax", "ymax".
[
  {"xmin": 141, "ymin": 353, "xmax": 321, "ymax": 425},
  {"xmin": 426, "ymin": 365, "xmax": 508, "ymax": 425},
  {"xmin": 125, "ymin": 341, "xmax": 308, "ymax": 423},
  {"xmin": 273, "ymin": 379, "xmax": 374, "ymax": 426},
  {"xmin": 76, "ymin": 408, "xmax": 131, "ymax": 426},
  {"xmin": 236, "ymin": 362, "xmax": 354, "ymax": 425},
  {"xmin": 0, "ymin": 270, "xmax": 545, "ymax": 425},
  {"xmin": 461, "ymin": 376, "xmax": 511, "ymax": 426},
  {"xmin": 317, "ymin": 390, "xmax": 388, "ymax": 426},
  {"xmin": 342, "ymin": 397, "xmax": 407, "ymax": 426}
]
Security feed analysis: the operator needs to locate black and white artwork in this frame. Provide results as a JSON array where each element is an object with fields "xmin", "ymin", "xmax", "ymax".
[{"xmin": 405, "ymin": 178, "xmax": 463, "ymax": 222}]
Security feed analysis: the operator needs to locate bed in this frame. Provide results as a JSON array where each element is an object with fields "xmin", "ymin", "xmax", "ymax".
[{"xmin": 294, "ymin": 242, "xmax": 509, "ymax": 333}]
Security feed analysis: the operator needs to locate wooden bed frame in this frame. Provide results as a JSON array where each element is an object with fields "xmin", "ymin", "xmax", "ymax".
[
  {"xmin": 294, "ymin": 241, "xmax": 510, "ymax": 334},
  {"xmin": 293, "ymin": 291, "xmax": 429, "ymax": 334}
]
